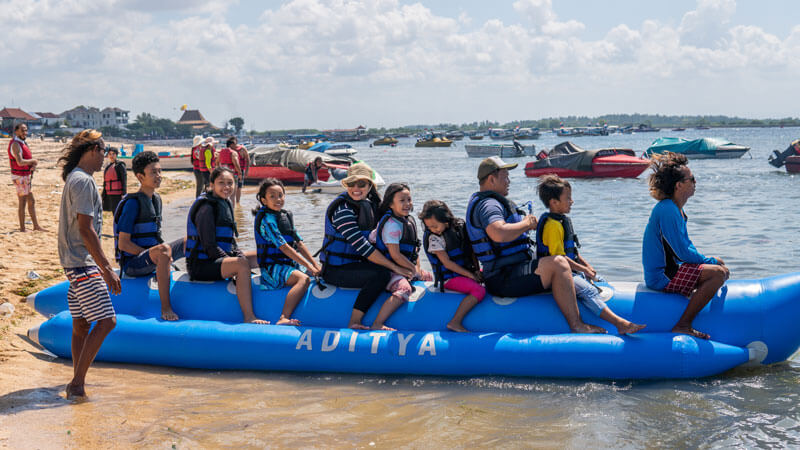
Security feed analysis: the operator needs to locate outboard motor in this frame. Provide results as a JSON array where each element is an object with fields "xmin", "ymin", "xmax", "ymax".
[{"xmin": 768, "ymin": 140, "xmax": 800, "ymax": 168}]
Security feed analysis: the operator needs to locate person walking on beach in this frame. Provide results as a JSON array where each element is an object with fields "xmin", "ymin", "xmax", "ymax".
[
  {"xmin": 57, "ymin": 129, "xmax": 121, "ymax": 400},
  {"xmin": 465, "ymin": 156, "xmax": 605, "ymax": 334},
  {"xmin": 7, "ymin": 123, "xmax": 46, "ymax": 232},
  {"xmin": 642, "ymin": 152, "xmax": 729, "ymax": 339}
]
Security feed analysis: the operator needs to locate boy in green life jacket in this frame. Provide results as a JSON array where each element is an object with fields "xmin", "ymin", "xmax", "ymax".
[
  {"xmin": 113, "ymin": 151, "xmax": 185, "ymax": 321},
  {"xmin": 536, "ymin": 174, "xmax": 645, "ymax": 335}
]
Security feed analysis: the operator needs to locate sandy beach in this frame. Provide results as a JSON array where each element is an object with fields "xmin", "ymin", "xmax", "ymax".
[{"xmin": 0, "ymin": 138, "xmax": 196, "ymax": 447}]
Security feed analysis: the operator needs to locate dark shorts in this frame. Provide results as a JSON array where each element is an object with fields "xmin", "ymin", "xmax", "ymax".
[
  {"xmin": 122, "ymin": 239, "xmax": 185, "ymax": 277},
  {"xmin": 187, "ymin": 257, "xmax": 226, "ymax": 281},
  {"xmin": 664, "ymin": 263, "xmax": 704, "ymax": 297},
  {"xmin": 485, "ymin": 259, "xmax": 545, "ymax": 297},
  {"xmin": 237, "ymin": 176, "xmax": 244, "ymax": 188}
]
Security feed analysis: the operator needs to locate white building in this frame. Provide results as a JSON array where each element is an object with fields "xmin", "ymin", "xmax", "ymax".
[{"xmin": 62, "ymin": 106, "xmax": 129, "ymax": 128}]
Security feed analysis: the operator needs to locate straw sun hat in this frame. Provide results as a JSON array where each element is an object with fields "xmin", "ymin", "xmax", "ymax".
[{"xmin": 341, "ymin": 162, "xmax": 375, "ymax": 188}]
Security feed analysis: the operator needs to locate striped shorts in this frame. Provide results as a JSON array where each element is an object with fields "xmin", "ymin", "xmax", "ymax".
[{"xmin": 65, "ymin": 266, "xmax": 116, "ymax": 322}]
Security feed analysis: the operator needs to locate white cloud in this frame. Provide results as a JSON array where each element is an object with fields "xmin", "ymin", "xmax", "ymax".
[{"xmin": 1, "ymin": 0, "xmax": 799, "ymax": 128}]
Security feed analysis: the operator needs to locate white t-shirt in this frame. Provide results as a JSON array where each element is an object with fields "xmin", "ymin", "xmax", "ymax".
[{"xmin": 427, "ymin": 233, "xmax": 446, "ymax": 252}]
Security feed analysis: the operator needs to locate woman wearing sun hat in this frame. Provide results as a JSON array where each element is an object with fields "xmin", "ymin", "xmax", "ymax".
[{"xmin": 319, "ymin": 162, "xmax": 414, "ymax": 329}]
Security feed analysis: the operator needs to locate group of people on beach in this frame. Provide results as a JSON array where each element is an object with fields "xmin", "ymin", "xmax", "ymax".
[
  {"xmin": 48, "ymin": 128, "xmax": 728, "ymax": 399},
  {"xmin": 188, "ymin": 134, "xmax": 250, "ymax": 205}
]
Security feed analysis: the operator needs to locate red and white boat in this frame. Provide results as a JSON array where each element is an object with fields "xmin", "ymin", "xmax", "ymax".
[
  {"xmin": 525, "ymin": 141, "xmax": 650, "ymax": 179},
  {"xmin": 244, "ymin": 145, "xmax": 354, "ymax": 186}
]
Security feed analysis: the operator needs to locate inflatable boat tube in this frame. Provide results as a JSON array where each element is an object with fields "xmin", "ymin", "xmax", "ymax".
[
  {"xmin": 27, "ymin": 272, "xmax": 800, "ymax": 378},
  {"xmin": 29, "ymin": 311, "xmax": 758, "ymax": 379}
]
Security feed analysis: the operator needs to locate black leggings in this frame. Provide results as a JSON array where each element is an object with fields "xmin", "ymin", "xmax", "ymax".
[{"xmin": 323, "ymin": 262, "xmax": 391, "ymax": 313}]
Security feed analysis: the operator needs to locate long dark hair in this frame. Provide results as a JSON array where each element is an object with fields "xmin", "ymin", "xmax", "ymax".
[
  {"xmin": 418, "ymin": 200, "xmax": 457, "ymax": 230},
  {"xmin": 58, "ymin": 129, "xmax": 103, "ymax": 181},
  {"xmin": 378, "ymin": 182, "xmax": 411, "ymax": 217},
  {"xmin": 252, "ymin": 178, "xmax": 285, "ymax": 216}
]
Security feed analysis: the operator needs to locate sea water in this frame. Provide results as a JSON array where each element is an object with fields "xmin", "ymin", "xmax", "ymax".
[{"xmin": 100, "ymin": 127, "xmax": 800, "ymax": 446}]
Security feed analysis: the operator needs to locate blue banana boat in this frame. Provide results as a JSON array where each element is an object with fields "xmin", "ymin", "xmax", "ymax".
[{"xmin": 27, "ymin": 271, "xmax": 800, "ymax": 379}]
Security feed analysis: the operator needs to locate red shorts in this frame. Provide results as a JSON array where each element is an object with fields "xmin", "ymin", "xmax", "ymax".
[{"xmin": 664, "ymin": 263, "xmax": 704, "ymax": 297}]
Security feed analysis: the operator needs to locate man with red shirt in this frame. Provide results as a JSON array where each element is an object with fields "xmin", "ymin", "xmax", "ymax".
[{"xmin": 8, "ymin": 123, "xmax": 45, "ymax": 232}]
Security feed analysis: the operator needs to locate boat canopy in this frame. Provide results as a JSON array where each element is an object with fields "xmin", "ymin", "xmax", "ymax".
[
  {"xmin": 532, "ymin": 141, "xmax": 635, "ymax": 172},
  {"xmin": 250, "ymin": 146, "xmax": 352, "ymax": 172},
  {"xmin": 645, "ymin": 137, "xmax": 739, "ymax": 156}
]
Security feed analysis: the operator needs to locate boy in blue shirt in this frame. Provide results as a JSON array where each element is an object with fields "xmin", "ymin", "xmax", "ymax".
[
  {"xmin": 642, "ymin": 152, "xmax": 729, "ymax": 339},
  {"xmin": 114, "ymin": 151, "xmax": 185, "ymax": 321}
]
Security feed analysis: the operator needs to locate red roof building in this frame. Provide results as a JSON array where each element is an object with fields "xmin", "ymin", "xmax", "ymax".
[{"xmin": 0, "ymin": 107, "xmax": 36, "ymax": 131}]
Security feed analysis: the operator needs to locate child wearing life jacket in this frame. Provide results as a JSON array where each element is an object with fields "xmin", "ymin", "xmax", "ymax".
[
  {"xmin": 114, "ymin": 151, "xmax": 185, "ymax": 321},
  {"xmin": 419, "ymin": 200, "xmax": 485, "ymax": 332},
  {"xmin": 186, "ymin": 167, "xmax": 268, "ymax": 324},
  {"xmin": 536, "ymin": 175, "xmax": 645, "ymax": 335},
  {"xmin": 252, "ymin": 178, "xmax": 322, "ymax": 325},
  {"xmin": 102, "ymin": 146, "xmax": 126, "ymax": 212},
  {"xmin": 369, "ymin": 183, "xmax": 432, "ymax": 330}
]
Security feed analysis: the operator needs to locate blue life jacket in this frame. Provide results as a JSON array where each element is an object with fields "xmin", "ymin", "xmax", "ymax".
[
  {"xmin": 375, "ymin": 211, "xmax": 421, "ymax": 265},
  {"xmin": 319, "ymin": 192, "xmax": 378, "ymax": 267},
  {"xmin": 423, "ymin": 218, "xmax": 475, "ymax": 290},
  {"xmin": 185, "ymin": 193, "xmax": 237, "ymax": 261},
  {"xmin": 465, "ymin": 191, "xmax": 532, "ymax": 278},
  {"xmin": 254, "ymin": 205, "xmax": 299, "ymax": 268},
  {"xmin": 113, "ymin": 192, "xmax": 164, "ymax": 266},
  {"xmin": 535, "ymin": 212, "xmax": 580, "ymax": 260}
]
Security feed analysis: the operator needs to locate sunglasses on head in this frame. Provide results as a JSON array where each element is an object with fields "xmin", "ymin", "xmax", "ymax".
[{"xmin": 346, "ymin": 180, "xmax": 370, "ymax": 188}]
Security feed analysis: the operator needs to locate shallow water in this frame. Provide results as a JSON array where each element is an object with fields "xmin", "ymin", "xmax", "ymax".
[{"xmin": 10, "ymin": 127, "xmax": 800, "ymax": 447}]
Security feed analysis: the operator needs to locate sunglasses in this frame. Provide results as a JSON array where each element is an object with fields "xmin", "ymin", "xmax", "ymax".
[
  {"xmin": 683, "ymin": 175, "xmax": 696, "ymax": 184},
  {"xmin": 346, "ymin": 180, "xmax": 370, "ymax": 188}
]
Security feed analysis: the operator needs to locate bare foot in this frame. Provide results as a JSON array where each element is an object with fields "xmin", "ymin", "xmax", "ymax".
[
  {"xmin": 370, "ymin": 324, "xmax": 395, "ymax": 331},
  {"xmin": 616, "ymin": 322, "xmax": 646, "ymax": 335},
  {"xmin": 19, "ymin": 228, "xmax": 28, "ymax": 233},
  {"xmin": 571, "ymin": 323, "xmax": 607, "ymax": 334},
  {"xmin": 33, "ymin": 226, "xmax": 48, "ymax": 232},
  {"xmin": 349, "ymin": 322, "xmax": 369, "ymax": 330},
  {"xmin": 446, "ymin": 322, "xmax": 469, "ymax": 333},
  {"xmin": 276, "ymin": 317, "xmax": 301, "ymax": 326},
  {"xmin": 65, "ymin": 382, "xmax": 87, "ymax": 401},
  {"xmin": 672, "ymin": 325, "xmax": 710, "ymax": 340},
  {"xmin": 245, "ymin": 318, "xmax": 270, "ymax": 325},
  {"xmin": 161, "ymin": 309, "xmax": 179, "ymax": 321}
]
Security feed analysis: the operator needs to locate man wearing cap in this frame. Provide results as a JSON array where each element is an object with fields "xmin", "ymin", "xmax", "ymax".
[{"xmin": 465, "ymin": 156, "xmax": 605, "ymax": 334}]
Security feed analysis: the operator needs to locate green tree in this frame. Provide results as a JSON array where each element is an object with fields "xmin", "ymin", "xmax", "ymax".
[{"xmin": 229, "ymin": 117, "xmax": 244, "ymax": 133}]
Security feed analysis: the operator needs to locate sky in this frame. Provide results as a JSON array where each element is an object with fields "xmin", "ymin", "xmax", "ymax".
[{"xmin": 2, "ymin": 0, "xmax": 799, "ymax": 130}]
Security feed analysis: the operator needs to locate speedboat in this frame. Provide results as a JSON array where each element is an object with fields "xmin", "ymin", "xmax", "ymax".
[
  {"xmin": 768, "ymin": 140, "xmax": 800, "ymax": 173},
  {"xmin": 308, "ymin": 142, "xmax": 358, "ymax": 157},
  {"xmin": 488, "ymin": 128, "xmax": 514, "ymax": 140},
  {"xmin": 525, "ymin": 141, "xmax": 649, "ymax": 178},
  {"xmin": 465, "ymin": 143, "xmax": 535, "ymax": 158},
  {"xmin": 555, "ymin": 127, "xmax": 584, "ymax": 137},
  {"xmin": 645, "ymin": 137, "xmax": 750, "ymax": 159},
  {"xmin": 373, "ymin": 136, "xmax": 398, "ymax": 146},
  {"xmin": 414, "ymin": 136, "xmax": 453, "ymax": 147},
  {"xmin": 514, "ymin": 128, "xmax": 541, "ymax": 140}
]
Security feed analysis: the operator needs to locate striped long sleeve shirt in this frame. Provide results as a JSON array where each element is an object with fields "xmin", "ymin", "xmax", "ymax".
[{"xmin": 332, "ymin": 203, "xmax": 376, "ymax": 258}]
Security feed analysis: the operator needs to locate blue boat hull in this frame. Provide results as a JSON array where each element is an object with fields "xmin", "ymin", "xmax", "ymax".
[{"xmin": 27, "ymin": 271, "xmax": 800, "ymax": 378}]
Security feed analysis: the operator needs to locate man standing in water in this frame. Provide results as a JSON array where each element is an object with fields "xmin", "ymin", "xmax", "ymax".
[
  {"xmin": 7, "ymin": 123, "xmax": 46, "ymax": 232},
  {"xmin": 57, "ymin": 129, "xmax": 121, "ymax": 400},
  {"xmin": 642, "ymin": 152, "xmax": 729, "ymax": 339},
  {"xmin": 465, "ymin": 157, "xmax": 608, "ymax": 334}
]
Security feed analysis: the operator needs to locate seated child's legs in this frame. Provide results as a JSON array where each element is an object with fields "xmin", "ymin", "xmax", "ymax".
[
  {"xmin": 387, "ymin": 276, "xmax": 413, "ymax": 301},
  {"xmin": 443, "ymin": 276, "xmax": 486, "ymax": 302},
  {"xmin": 572, "ymin": 273, "xmax": 606, "ymax": 317}
]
